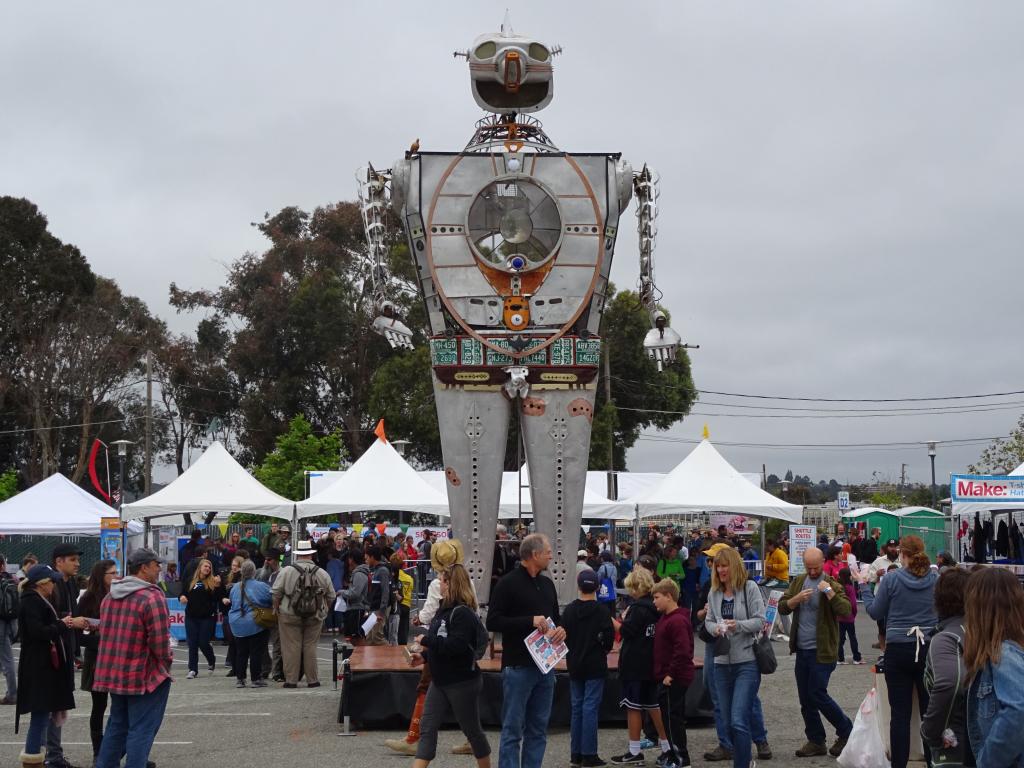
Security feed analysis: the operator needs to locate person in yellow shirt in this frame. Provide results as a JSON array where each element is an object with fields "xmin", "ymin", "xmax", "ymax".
[
  {"xmin": 762, "ymin": 539, "xmax": 791, "ymax": 640},
  {"xmin": 391, "ymin": 553, "xmax": 415, "ymax": 645}
]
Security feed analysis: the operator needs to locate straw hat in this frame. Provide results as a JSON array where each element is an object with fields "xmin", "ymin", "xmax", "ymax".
[{"xmin": 430, "ymin": 539, "xmax": 465, "ymax": 572}]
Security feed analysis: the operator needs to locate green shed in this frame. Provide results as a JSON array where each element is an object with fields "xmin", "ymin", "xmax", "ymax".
[
  {"xmin": 895, "ymin": 507, "xmax": 949, "ymax": 562},
  {"xmin": 842, "ymin": 507, "xmax": 901, "ymax": 552}
]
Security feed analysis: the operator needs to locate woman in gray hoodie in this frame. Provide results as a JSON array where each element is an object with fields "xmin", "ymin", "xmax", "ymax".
[{"xmin": 860, "ymin": 535, "xmax": 938, "ymax": 768}]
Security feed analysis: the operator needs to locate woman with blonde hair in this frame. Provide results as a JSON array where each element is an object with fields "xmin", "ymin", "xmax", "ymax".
[
  {"xmin": 409, "ymin": 563, "xmax": 490, "ymax": 768},
  {"xmin": 704, "ymin": 546, "xmax": 766, "ymax": 768},
  {"xmin": 179, "ymin": 558, "xmax": 220, "ymax": 679},
  {"xmin": 963, "ymin": 567, "xmax": 1024, "ymax": 766},
  {"xmin": 609, "ymin": 567, "xmax": 672, "ymax": 765},
  {"xmin": 861, "ymin": 535, "xmax": 937, "ymax": 768}
]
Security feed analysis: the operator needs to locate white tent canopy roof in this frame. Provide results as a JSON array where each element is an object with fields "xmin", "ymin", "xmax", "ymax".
[
  {"xmin": 893, "ymin": 506, "xmax": 944, "ymax": 517},
  {"xmin": 0, "ymin": 473, "xmax": 142, "ymax": 535},
  {"xmin": 122, "ymin": 441, "xmax": 294, "ymax": 522},
  {"xmin": 631, "ymin": 439, "xmax": 803, "ymax": 523},
  {"xmin": 1013, "ymin": 460, "xmax": 1024, "ymax": 475},
  {"xmin": 297, "ymin": 439, "xmax": 451, "ymax": 519}
]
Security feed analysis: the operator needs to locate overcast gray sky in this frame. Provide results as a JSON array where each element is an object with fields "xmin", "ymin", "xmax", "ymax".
[{"xmin": 3, "ymin": 2, "xmax": 1023, "ymax": 487}]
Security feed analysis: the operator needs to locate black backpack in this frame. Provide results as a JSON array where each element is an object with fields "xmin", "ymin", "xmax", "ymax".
[
  {"xmin": 289, "ymin": 565, "xmax": 324, "ymax": 619},
  {"xmin": 0, "ymin": 577, "xmax": 17, "ymax": 620},
  {"xmin": 456, "ymin": 605, "xmax": 489, "ymax": 661}
]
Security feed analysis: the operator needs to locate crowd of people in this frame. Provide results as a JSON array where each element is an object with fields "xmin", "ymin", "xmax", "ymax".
[{"xmin": 3, "ymin": 519, "xmax": 1024, "ymax": 768}]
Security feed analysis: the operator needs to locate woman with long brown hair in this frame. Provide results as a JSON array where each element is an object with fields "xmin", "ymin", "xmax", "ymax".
[
  {"xmin": 861, "ymin": 535, "xmax": 938, "ymax": 768},
  {"xmin": 408, "ymin": 563, "xmax": 490, "ymax": 768},
  {"xmin": 963, "ymin": 567, "xmax": 1024, "ymax": 766},
  {"xmin": 77, "ymin": 559, "xmax": 117, "ymax": 762}
]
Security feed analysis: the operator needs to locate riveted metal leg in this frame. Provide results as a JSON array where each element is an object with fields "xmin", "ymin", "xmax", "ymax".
[
  {"xmin": 519, "ymin": 385, "xmax": 597, "ymax": 604},
  {"xmin": 432, "ymin": 375, "xmax": 509, "ymax": 605}
]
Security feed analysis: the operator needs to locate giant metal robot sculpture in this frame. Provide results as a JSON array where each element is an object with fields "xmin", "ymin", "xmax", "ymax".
[{"xmin": 359, "ymin": 18, "xmax": 683, "ymax": 604}]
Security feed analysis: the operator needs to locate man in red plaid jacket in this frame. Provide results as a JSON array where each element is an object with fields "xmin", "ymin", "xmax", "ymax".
[{"xmin": 93, "ymin": 548, "xmax": 173, "ymax": 768}]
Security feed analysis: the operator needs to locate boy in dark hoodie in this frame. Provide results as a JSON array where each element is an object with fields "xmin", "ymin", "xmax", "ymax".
[
  {"xmin": 652, "ymin": 578, "xmax": 694, "ymax": 768},
  {"xmin": 563, "ymin": 569, "xmax": 615, "ymax": 768}
]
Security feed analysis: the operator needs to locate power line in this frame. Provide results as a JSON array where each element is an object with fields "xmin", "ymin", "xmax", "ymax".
[
  {"xmin": 635, "ymin": 434, "xmax": 1002, "ymax": 451},
  {"xmin": 619, "ymin": 404, "xmax": 1024, "ymax": 420}
]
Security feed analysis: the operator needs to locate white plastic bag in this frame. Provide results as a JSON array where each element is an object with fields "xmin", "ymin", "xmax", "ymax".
[{"xmin": 837, "ymin": 688, "xmax": 890, "ymax": 768}]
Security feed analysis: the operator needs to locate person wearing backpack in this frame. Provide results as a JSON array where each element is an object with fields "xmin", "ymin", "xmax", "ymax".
[
  {"xmin": 271, "ymin": 541, "xmax": 335, "ymax": 688},
  {"xmin": 0, "ymin": 554, "xmax": 18, "ymax": 706},
  {"xmin": 408, "ymin": 563, "xmax": 491, "ymax": 768}
]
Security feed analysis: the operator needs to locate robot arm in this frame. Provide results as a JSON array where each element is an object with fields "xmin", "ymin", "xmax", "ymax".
[
  {"xmin": 633, "ymin": 164, "xmax": 687, "ymax": 371},
  {"xmin": 357, "ymin": 164, "xmax": 414, "ymax": 349}
]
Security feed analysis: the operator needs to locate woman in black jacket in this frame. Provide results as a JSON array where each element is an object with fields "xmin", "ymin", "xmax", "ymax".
[
  {"xmin": 179, "ymin": 558, "xmax": 220, "ymax": 678},
  {"xmin": 16, "ymin": 565, "xmax": 76, "ymax": 768},
  {"xmin": 77, "ymin": 559, "xmax": 116, "ymax": 761},
  {"xmin": 409, "ymin": 563, "xmax": 490, "ymax": 768}
]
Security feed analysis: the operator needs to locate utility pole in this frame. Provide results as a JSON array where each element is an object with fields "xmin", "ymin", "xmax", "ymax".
[
  {"xmin": 144, "ymin": 349, "xmax": 153, "ymax": 496},
  {"xmin": 603, "ymin": 343, "xmax": 617, "ymax": 500}
]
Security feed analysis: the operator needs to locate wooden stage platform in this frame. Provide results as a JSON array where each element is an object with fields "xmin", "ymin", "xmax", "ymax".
[{"xmin": 341, "ymin": 645, "xmax": 708, "ymax": 729}]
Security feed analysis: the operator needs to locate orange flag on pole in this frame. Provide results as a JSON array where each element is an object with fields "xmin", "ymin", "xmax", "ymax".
[{"xmin": 374, "ymin": 419, "xmax": 387, "ymax": 443}]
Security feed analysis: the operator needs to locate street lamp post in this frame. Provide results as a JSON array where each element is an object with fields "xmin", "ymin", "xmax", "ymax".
[
  {"xmin": 110, "ymin": 440, "xmax": 133, "ymax": 507},
  {"xmin": 926, "ymin": 441, "xmax": 938, "ymax": 509}
]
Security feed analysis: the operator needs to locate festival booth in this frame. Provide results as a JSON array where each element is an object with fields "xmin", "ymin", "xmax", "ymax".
[
  {"xmin": 121, "ymin": 441, "xmax": 295, "ymax": 642},
  {"xmin": 950, "ymin": 467, "xmax": 1024, "ymax": 565},
  {"xmin": 841, "ymin": 506, "xmax": 901, "ymax": 545},
  {"xmin": 0, "ymin": 473, "xmax": 142, "ymax": 535}
]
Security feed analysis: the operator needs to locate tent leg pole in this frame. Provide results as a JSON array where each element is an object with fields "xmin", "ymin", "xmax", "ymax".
[{"xmin": 633, "ymin": 504, "xmax": 640, "ymax": 556}]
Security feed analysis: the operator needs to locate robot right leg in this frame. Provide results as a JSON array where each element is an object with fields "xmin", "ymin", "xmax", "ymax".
[{"xmin": 432, "ymin": 374, "xmax": 510, "ymax": 605}]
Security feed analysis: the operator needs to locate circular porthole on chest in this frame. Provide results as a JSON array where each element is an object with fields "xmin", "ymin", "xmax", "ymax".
[{"xmin": 466, "ymin": 177, "xmax": 562, "ymax": 273}]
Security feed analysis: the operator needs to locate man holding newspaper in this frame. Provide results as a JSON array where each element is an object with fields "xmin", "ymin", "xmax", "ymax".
[{"xmin": 487, "ymin": 533, "xmax": 566, "ymax": 768}]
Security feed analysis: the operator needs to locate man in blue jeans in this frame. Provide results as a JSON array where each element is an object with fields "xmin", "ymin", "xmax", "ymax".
[
  {"xmin": 778, "ymin": 547, "xmax": 853, "ymax": 758},
  {"xmin": 486, "ymin": 533, "xmax": 564, "ymax": 768}
]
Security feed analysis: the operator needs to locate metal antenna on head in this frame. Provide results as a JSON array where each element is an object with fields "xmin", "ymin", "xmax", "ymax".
[{"xmin": 501, "ymin": 9, "xmax": 514, "ymax": 37}]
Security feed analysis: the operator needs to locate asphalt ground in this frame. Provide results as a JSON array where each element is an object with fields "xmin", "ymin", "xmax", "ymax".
[{"xmin": 4, "ymin": 612, "xmax": 887, "ymax": 768}]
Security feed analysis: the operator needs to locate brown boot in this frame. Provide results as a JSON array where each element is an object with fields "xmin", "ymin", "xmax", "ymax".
[
  {"xmin": 20, "ymin": 752, "xmax": 44, "ymax": 768},
  {"xmin": 795, "ymin": 741, "xmax": 828, "ymax": 757}
]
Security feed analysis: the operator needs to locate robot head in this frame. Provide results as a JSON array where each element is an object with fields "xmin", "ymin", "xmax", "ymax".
[{"xmin": 465, "ymin": 15, "xmax": 556, "ymax": 114}]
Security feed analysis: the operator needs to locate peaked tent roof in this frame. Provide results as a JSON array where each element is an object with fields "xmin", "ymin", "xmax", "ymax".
[
  {"xmin": 297, "ymin": 438, "xmax": 451, "ymax": 518},
  {"xmin": 630, "ymin": 439, "xmax": 804, "ymax": 523},
  {"xmin": 0, "ymin": 473, "xmax": 141, "ymax": 535},
  {"xmin": 122, "ymin": 441, "xmax": 294, "ymax": 521}
]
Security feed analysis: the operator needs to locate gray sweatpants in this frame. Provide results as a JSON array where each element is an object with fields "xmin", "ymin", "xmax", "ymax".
[{"xmin": 416, "ymin": 677, "xmax": 490, "ymax": 761}]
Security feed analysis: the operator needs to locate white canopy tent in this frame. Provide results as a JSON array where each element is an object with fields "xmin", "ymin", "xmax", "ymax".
[
  {"xmin": 631, "ymin": 439, "xmax": 804, "ymax": 523},
  {"xmin": 0, "ymin": 473, "xmax": 143, "ymax": 535},
  {"xmin": 297, "ymin": 438, "xmax": 451, "ymax": 518},
  {"xmin": 121, "ymin": 441, "xmax": 294, "ymax": 522}
]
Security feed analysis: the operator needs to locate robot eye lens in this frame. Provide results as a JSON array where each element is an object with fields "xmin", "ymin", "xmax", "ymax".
[
  {"xmin": 475, "ymin": 41, "xmax": 497, "ymax": 59},
  {"xmin": 528, "ymin": 43, "xmax": 549, "ymax": 62},
  {"xmin": 509, "ymin": 256, "xmax": 526, "ymax": 270},
  {"xmin": 499, "ymin": 209, "xmax": 533, "ymax": 244}
]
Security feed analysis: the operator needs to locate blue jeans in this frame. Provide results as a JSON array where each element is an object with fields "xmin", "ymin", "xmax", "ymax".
[
  {"xmin": 794, "ymin": 649, "xmax": 852, "ymax": 745},
  {"xmin": 499, "ymin": 666, "xmax": 555, "ymax": 768},
  {"xmin": 95, "ymin": 679, "xmax": 171, "ymax": 768},
  {"xmin": 185, "ymin": 615, "xmax": 216, "ymax": 673},
  {"xmin": 0, "ymin": 619, "xmax": 15, "ymax": 698},
  {"xmin": 25, "ymin": 711, "xmax": 49, "ymax": 754},
  {"xmin": 569, "ymin": 678, "xmax": 604, "ymax": 757},
  {"xmin": 704, "ymin": 644, "xmax": 767, "ymax": 749},
  {"xmin": 713, "ymin": 661, "xmax": 760, "ymax": 768}
]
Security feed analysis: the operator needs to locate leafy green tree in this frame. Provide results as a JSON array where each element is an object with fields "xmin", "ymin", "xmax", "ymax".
[
  {"xmin": 591, "ymin": 288, "xmax": 696, "ymax": 470},
  {"xmin": 907, "ymin": 487, "xmax": 936, "ymax": 508},
  {"xmin": 253, "ymin": 414, "xmax": 346, "ymax": 501},
  {"xmin": 0, "ymin": 470, "xmax": 17, "ymax": 502},
  {"xmin": 869, "ymin": 490, "xmax": 903, "ymax": 509},
  {"xmin": 969, "ymin": 415, "xmax": 1024, "ymax": 474},
  {"xmin": 367, "ymin": 347, "xmax": 440, "ymax": 467}
]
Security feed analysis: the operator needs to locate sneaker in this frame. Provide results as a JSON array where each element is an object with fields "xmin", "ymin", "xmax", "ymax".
[
  {"xmin": 829, "ymin": 737, "xmax": 848, "ymax": 757},
  {"xmin": 208, "ymin": 664, "xmax": 215, "ymax": 673},
  {"xmin": 282, "ymin": 682, "xmax": 297, "ymax": 688},
  {"xmin": 236, "ymin": 679, "xmax": 247, "ymax": 688},
  {"xmin": 225, "ymin": 669, "xmax": 236, "ymax": 676},
  {"xmin": 836, "ymin": 659, "xmax": 847, "ymax": 665},
  {"xmin": 654, "ymin": 753, "xmax": 675, "ymax": 768},
  {"xmin": 852, "ymin": 660, "xmax": 866, "ymax": 665},
  {"xmin": 609, "ymin": 753, "xmax": 645, "ymax": 765},
  {"xmin": 272, "ymin": 675, "xmax": 285, "ymax": 682},
  {"xmin": 639, "ymin": 738, "xmax": 657, "ymax": 750},
  {"xmin": 384, "ymin": 739, "xmax": 417, "ymax": 756},
  {"xmin": 252, "ymin": 679, "xmax": 268, "ymax": 688},
  {"xmin": 307, "ymin": 681, "xmax": 321, "ymax": 688},
  {"xmin": 755, "ymin": 741, "xmax": 772, "ymax": 760},
  {"xmin": 571, "ymin": 754, "xmax": 583, "ymax": 768},
  {"xmin": 794, "ymin": 741, "xmax": 827, "ymax": 757},
  {"xmin": 186, "ymin": 670, "xmax": 197, "ymax": 679},
  {"xmin": 450, "ymin": 741, "xmax": 473, "ymax": 755},
  {"xmin": 703, "ymin": 746, "xmax": 733, "ymax": 762},
  {"xmin": 582, "ymin": 757, "xmax": 608, "ymax": 767}
]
